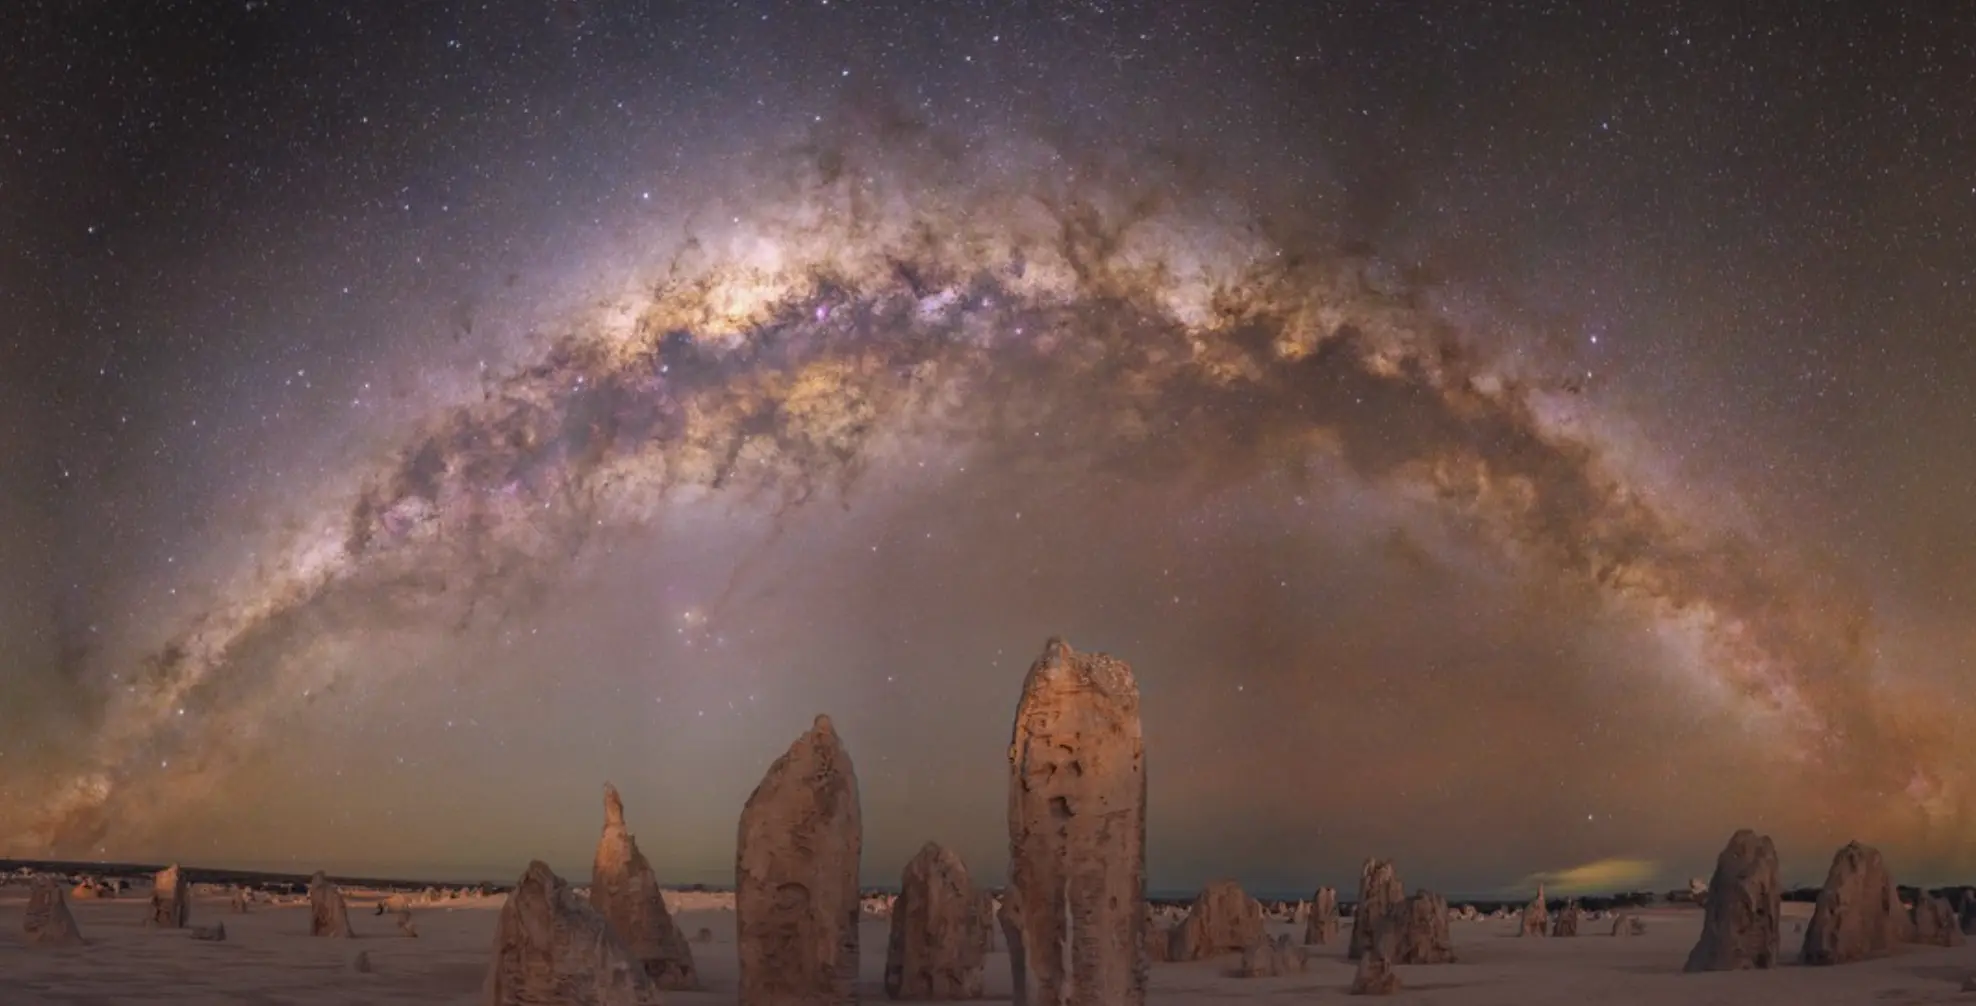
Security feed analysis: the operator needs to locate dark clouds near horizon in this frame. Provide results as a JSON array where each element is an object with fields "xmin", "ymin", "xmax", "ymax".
[{"xmin": 5, "ymin": 0, "xmax": 1976, "ymax": 895}]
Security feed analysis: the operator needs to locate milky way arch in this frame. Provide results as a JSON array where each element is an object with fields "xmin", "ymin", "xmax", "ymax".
[{"xmin": 13, "ymin": 127, "xmax": 1962, "ymax": 858}]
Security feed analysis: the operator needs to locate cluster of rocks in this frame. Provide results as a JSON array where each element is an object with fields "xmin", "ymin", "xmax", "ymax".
[
  {"xmin": 32, "ymin": 636, "xmax": 1976, "ymax": 1005},
  {"xmin": 1678, "ymin": 829, "xmax": 1965, "ymax": 973}
]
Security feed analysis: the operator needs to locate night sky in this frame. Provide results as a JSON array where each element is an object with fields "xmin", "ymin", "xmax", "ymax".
[{"xmin": 5, "ymin": 1, "xmax": 1976, "ymax": 897}]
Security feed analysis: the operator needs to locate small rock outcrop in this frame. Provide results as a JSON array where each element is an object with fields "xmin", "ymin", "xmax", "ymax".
[
  {"xmin": 1237, "ymin": 934, "xmax": 1305, "ymax": 978},
  {"xmin": 148, "ymin": 864, "xmax": 190, "ymax": 928},
  {"xmin": 1005, "ymin": 639, "xmax": 1148, "ymax": 1006},
  {"xmin": 883, "ymin": 841, "xmax": 986, "ymax": 1000},
  {"xmin": 1393, "ymin": 890, "xmax": 1456, "ymax": 964},
  {"xmin": 736, "ymin": 714, "xmax": 863, "ymax": 1006},
  {"xmin": 1802, "ymin": 841, "xmax": 1905, "ymax": 966},
  {"xmin": 592, "ymin": 783, "xmax": 699, "ymax": 990},
  {"xmin": 482, "ymin": 860, "xmax": 660, "ymax": 1006},
  {"xmin": 1169, "ymin": 880, "xmax": 1265, "ymax": 961},
  {"xmin": 309, "ymin": 871, "xmax": 356, "ymax": 938},
  {"xmin": 191, "ymin": 922, "xmax": 227, "ymax": 942},
  {"xmin": 1304, "ymin": 886, "xmax": 1340, "ymax": 945},
  {"xmin": 1550, "ymin": 900, "xmax": 1581, "ymax": 938},
  {"xmin": 1683, "ymin": 829, "xmax": 1781, "ymax": 972},
  {"xmin": 1519, "ymin": 886, "xmax": 1548, "ymax": 937},
  {"xmin": 1349, "ymin": 946, "xmax": 1401, "ymax": 996},
  {"xmin": 24, "ymin": 876, "xmax": 84, "ymax": 946},
  {"xmin": 1911, "ymin": 895, "xmax": 1964, "ymax": 947},
  {"xmin": 1347, "ymin": 859, "xmax": 1405, "ymax": 962},
  {"xmin": 971, "ymin": 891, "xmax": 999, "ymax": 955},
  {"xmin": 1142, "ymin": 905, "xmax": 1171, "ymax": 964}
]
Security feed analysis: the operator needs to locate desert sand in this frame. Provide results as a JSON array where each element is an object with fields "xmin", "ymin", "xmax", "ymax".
[{"xmin": 6, "ymin": 886, "xmax": 1976, "ymax": 1004}]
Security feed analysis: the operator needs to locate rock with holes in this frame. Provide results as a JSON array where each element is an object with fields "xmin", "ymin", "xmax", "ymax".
[
  {"xmin": 592, "ymin": 783, "xmax": 699, "ymax": 990},
  {"xmin": 1802, "ymin": 841, "xmax": 1905, "ymax": 966},
  {"xmin": 1911, "ymin": 895, "xmax": 1963, "ymax": 948},
  {"xmin": 736, "ymin": 714, "xmax": 863, "ymax": 1006},
  {"xmin": 1393, "ymin": 890, "xmax": 1456, "ymax": 964},
  {"xmin": 1006, "ymin": 638, "xmax": 1148, "ymax": 1006},
  {"xmin": 1347, "ymin": 859, "xmax": 1405, "ymax": 961},
  {"xmin": 309, "ymin": 871, "xmax": 356, "ymax": 938},
  {"xmin": 1304, "ymin": 886, "xmax": 1340, "ymax": 945},
  {"xmin": 1519, "ymin": 886, "xmax": 1548, "ymax": 937},
  {"xmin": 884, "ymin": 841, "xmax": 985, "ymax": 1000},
  {"xmin": 148, "ymin": 864, "xmax": 190, "ymax": 928},
  {"xmin": 483, "ymin": 860, "xmax": 660, "ymax": 1006},
  {"xmin": 24, "ymin": 876, "xmax": 84, "ymax": 946},
  {"xmin": 1683, "ymin": 828, "xmax": 1781, "ymax": 972},
  {"xmin": 1168, "ymin": 879, "xmax": 1264, "ymax": 962}
]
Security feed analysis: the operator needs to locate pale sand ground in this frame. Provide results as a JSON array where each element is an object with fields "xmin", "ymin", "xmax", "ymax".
[{"xmin": 5, "ymin": 891, "xmax": 1976, "ymax": 1004}]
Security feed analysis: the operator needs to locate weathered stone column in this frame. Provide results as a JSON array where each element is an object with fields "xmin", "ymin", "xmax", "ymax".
[
  {"xmin": 736, "ymin": 714, "xmax": 863, "ymax": 1006},
  {"xmin": 1005, "ymin": 638, "xmax": 1147, "ymax": 1006}
]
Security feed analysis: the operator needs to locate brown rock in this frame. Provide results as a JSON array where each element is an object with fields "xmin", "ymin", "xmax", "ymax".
[
  {"xmin": 148, "ymin": 864, "xmax": 190, "ymax": 928},
  {"xmin": 309, "ymin": 871, "xmax": 356, "ymax": 938},
  {"xmin": 1520, "ymin": 886, "xmax": 1549, "ymax": 937},
  {"xmin": 1349, "ymin": 947, "xmax": 1402, "ymax": 996},
  {"xmin": 1393, "ymin": 890, "xmax": 1456, "ymax": 964},
  {"xmin": 1169, "ymin": 880, "xmax": 1265, "ymax": 962},
  {"xmin": 736, "ymin": 714, "xmax": 863, "ymax": 1006},
  {"xmin": 1802, "ymin": 841, "xmax": 1905, "ymax": 966},
  {"xmin": 1550, "ymin": 900, "xmax": 1581, "ymax": 938},
  {"xmin": 592, "ymin": 783, "xmax": 698, "ymax": 990},
  {"xmin": 996, "ymin": 886, "xmax": 1026, "ymax": 983},
  {"xmin": 1303, "ymin": 886, "xmax": 1340, "ymax": 945},
  {"xmin": 191, "ymin": 922, "xmax": 227, "ymax": 942},
  {"xmin": 883, "ymin": 841, "xmax": 986, "ymax": 1000},
  {"xmin": 1912, "ymin": 895, "xmax": 1964, "ymax": 948},
  {"xmin": 1347, "ymin": 859, "xmax": 1406, "ymax": 962},
  {"xmin": 482, "ymin": 860, "xmax": 660, "ymax": 1006},
  {"xmin": 1683, "ymin": 828, "xmax": 1781, "ymax": 972},
  {"xmin": 1005, "ymin": 638, "xmax": 1148, "ymax": 1006},
  {"xmin": 1141, "ymin": 905, "xmax": 1170, "ymax": 964},
  {"xmin": 24, "ymin": 876, "xmax": 84, "ymax": 946},
  {"xmin": 1610, "ymin": 913, "xmax": 1642, "ymax": 936},
  {"xmin": 972, "ymin": 891, "xmax": 999, "ymax": 955},
  {"xmin": 1237, "ymin": 934, "xmax": 1304, "ymax": 978}
]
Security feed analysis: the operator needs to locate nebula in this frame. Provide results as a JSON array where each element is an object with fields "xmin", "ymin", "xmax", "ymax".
[{"xmin": 8, "ymin": 120, "xmax": 1969, "ymax": 868}]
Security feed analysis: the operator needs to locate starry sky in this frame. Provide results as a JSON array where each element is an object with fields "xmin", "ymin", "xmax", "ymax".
[{"xmin": 5, "ymin": 0, "xmax": 1976, "ymax": 897}]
